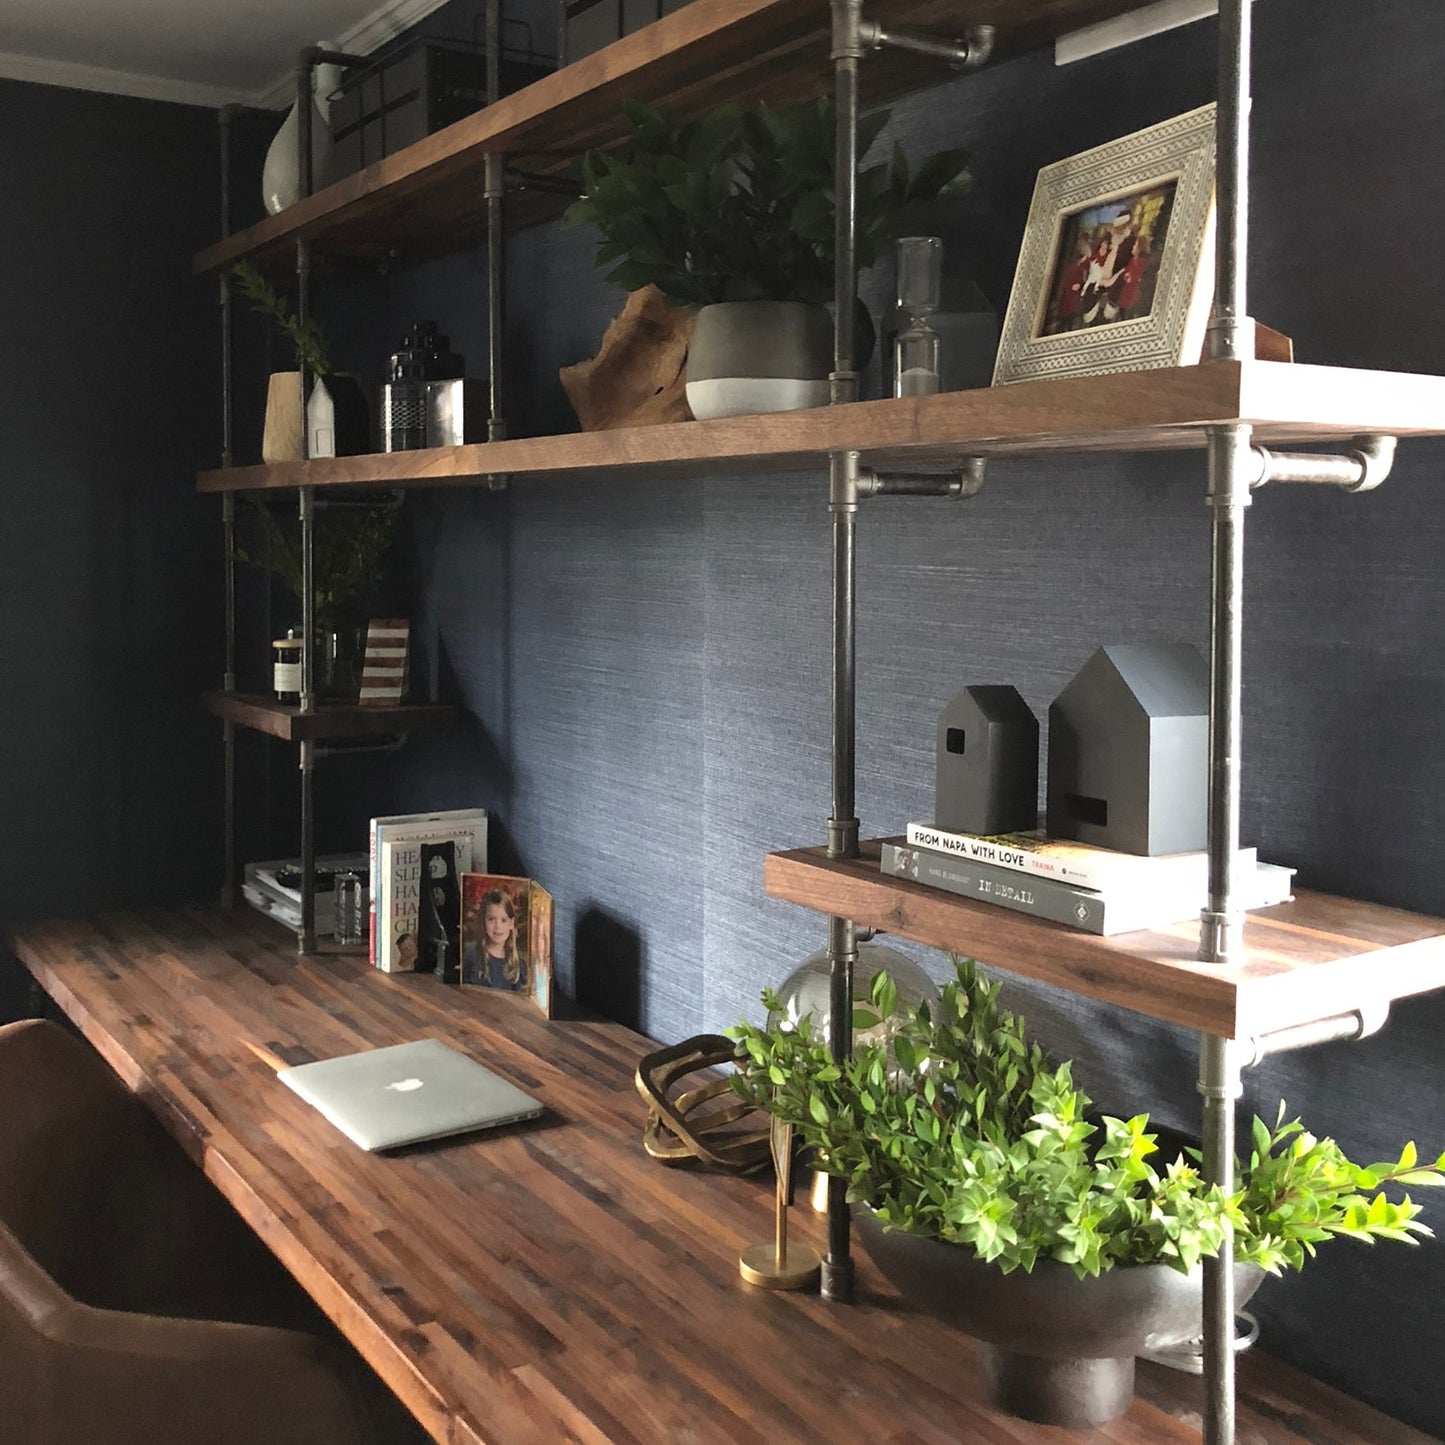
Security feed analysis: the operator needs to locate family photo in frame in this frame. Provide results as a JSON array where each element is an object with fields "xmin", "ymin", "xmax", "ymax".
[
  {"xmin": 993, "ymin": 104, "xmax": 1217, "ymax": 384},
  {"xmin": 460, "ymin": 873, "xmax": 555, "ymax": 1018}
]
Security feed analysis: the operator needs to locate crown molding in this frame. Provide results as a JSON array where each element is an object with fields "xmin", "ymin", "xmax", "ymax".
[
  {"xmin": 0, "ymin": 47, "xmax": 251, "ymax": 108},
  {"xmin": 251, "ymin": 0, "xmax": 452, "ymax": 108}
]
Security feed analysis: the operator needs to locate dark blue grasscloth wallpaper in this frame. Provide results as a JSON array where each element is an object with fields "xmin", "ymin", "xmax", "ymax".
[
  {"xmin": 3, "ymin": 0, "xmax": 1444, "ymax": 1431},
  {"xmin": 366, "ymin": 0, "xmax": 1445, "ymax": 1430}
]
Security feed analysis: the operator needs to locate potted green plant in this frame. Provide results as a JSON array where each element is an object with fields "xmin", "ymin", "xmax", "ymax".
[
  {"xmin": 564, "ymin": 98, "xmax": 969, "ymax": 420},
  {"xmin": 230, "ymin": 261, "xmax": 368, "ymax": 461},
  {"xmin": 730, "ymin": 958, "xmax": 1445, "ymax": 1427},
  {"xmin": 234, "ymin": 500, "xmax": 397, "ymax": 699}
]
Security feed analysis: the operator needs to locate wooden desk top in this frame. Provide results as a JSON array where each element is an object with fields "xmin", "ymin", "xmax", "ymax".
[{"xmin": 10, "ymin": 906, "xmax": 1429, "ymax": 1445}]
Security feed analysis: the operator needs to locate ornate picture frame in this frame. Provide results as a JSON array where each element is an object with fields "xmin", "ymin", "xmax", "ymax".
[{"xmin": 993, "ymin": 104, "xmax": 1216, "ymax": 385}]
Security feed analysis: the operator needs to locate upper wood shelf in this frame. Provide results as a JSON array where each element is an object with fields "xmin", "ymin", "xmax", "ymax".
[
  {"xmin": 204, "ymin": 690, "xmax": 455, "ymax": 741},
  {"xmin": 197, "ymin": 361, "xmax": 1445, "ymax": 493},
  {"xmin": 766, "ymin": 840, "xmax": 1445, "ymax": 1039},
  {"xmin": 196, "ymin": 0, "xmax": 1174, "ymax": 276}
]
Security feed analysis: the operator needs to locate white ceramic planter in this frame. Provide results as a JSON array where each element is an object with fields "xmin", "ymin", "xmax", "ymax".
[{"xmin": 685, "ymin": 300, "xmax": 832, "ymax": 420}]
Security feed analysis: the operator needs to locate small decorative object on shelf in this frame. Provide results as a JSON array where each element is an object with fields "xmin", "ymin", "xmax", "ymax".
[
  {"xmin": 261, "ymin": 49, "xmax": 341, "ymax": 214},
  {"xmin": 243, "ymin": 852, "xmax": 368, "ymax": 935},
  {"xmin": 768, "ymin": 939, "xmax": 937, "ymax": 1052},
  {"xmin": 460, "ymin": 873, "xmax": 556, "ymax": 1017},
  {"xmin": 635, "ymin": 1034, "xmax": 771, "ymax": 1172},
  {"xmin": 731, "ymin": 958, "xmax": 1445, "ymax": 1427},
  {"xmin": 560, "ymin": 284, "xmax": 696, "ymax": 430},
  {"xmin": 382, "ymin": 321, "xmax": 464, "ymax": 452},
  {"xmin": 564, "ymin": 98, "xmax": 969, "ymax": 418},
  {"xmin": 1047, "ymin": 642, "xmax": 1209, "ymax": 857},
  {"xmin": 272, "ymin": 629, "xmax": 302, "ymax": 702},
  {"xmin": 934, "ymin": 684, "xmax": 1038, "ymax": 836},
  {"xmin": 891, "ymin": 236, "xmax": 943, "ymax": 396},
  {"xmin": 332, "ymin": 871, "xmax": 366, "ymax": 947},
  {"xmin": 993, "ymin": 104, "xmax": 1217, "ymax": 385},
  {"xmin": 358, "ymin": 619, "xmax": 410, "ymax": 706}
]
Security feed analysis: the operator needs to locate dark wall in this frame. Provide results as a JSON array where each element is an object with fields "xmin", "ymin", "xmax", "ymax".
[
  {"xmin": 371, "ymin": 0, "xmax": 1445, "ymax": 1429},
  {"xmin": 0, "ymin": 80, "xmax": 225, "ymax": 1015}
]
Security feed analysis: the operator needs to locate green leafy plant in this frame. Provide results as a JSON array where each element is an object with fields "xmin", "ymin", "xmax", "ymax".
[
  {"xmin": 563, "ymin": 98, "xmax": 970, "ymax": 307},
  {"xmin": 234, "ymin": 501, "xmax": 395, "ymax": 629},
  {"xmin": 729, "ymin": 959, "xmax": 1444, "ymax": 1279},
  {"xmin": 230, "ymin": 260, "xmax": 331, "ymax": 377}
]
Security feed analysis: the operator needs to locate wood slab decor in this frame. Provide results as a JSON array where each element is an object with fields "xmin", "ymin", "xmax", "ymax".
[{"xmin": 11, "ymin": 906, "xmax": 1432, "ymax": 1445}]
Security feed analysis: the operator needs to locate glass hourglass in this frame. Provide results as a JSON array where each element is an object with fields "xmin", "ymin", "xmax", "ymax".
[{"xmin": 892, "ymin": 236, "xmax": 944, "ymax": 396}]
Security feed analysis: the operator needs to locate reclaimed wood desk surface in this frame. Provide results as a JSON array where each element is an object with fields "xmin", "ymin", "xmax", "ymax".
[{"xmin": 10, "ymin": 906, "xmax": 1432, "ymax": 1445}]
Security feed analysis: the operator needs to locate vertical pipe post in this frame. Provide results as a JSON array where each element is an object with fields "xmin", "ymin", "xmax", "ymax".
[
  {"xmin": 220, "ymin": 106, "xmax": 238, "ymax": 908},
  {"xmin": 830, "ymin": 0, "xmax": 863, "ymax": 404},
  {"xmin": 485, "ymin": 0, "xmax": 502, "ymax": 108},
  {"xmin": 1206, "ymin": 0, "xmax": 1254, "ymax": 363},
  {"xmin": 485, "ymin": 152, "xmax": 507, "ymax": 443},
  {"xmin": 1199, "ymin": 1033, "xmax": 1243, "ymax": 1445},
  {"xmin": 296, "ymin": 185, "xmax": 316, "ymax": 949}
]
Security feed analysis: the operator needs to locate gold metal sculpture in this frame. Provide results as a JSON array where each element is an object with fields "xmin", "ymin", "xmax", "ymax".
[
  {"xmin": 635, "ymin": 1034, "xmax": 771, "ymax": 1174},
  {"xmin": 738, "ymin": 1118, "xmax": 821, "ymax": 1291}
]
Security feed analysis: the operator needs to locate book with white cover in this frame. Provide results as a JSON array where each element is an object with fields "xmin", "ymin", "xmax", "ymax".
[
  {"xmin": 882, "ymin": 840, "xmax": 1293, "ymax": 936},
  {"xmin": 905, "ymin": 821, "xmax": 1256, "ymax": 893},
  {"xmin": 277, "ymin": 1039, "xmax": 541, "ymax": 1151},
  {"xmin": 369, "ymin": 809, "xmax": 488, "ymax": 970}
]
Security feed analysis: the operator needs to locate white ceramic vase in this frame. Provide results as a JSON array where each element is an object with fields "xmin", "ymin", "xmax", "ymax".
[{"xmin": 261, "ymin": 57, "xmax": 342, "ymax": 214}]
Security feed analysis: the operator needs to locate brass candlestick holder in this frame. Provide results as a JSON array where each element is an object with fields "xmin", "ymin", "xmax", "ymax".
[{"xmin": 738, "ymin": 1118, "xmax": 821, "ymax": 1290}]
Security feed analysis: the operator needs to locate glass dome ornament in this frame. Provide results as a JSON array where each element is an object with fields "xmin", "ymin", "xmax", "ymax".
[{"xmin": 769, "ymin": 940, "xmax": 938, "ymax": 1050}]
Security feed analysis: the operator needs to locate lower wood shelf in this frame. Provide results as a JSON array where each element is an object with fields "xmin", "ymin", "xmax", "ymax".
[
  {"xmin": 204, "ymin": 690, "xmax": 456, "ymax": 742},
  {"xmin": 765, "ymin": 839, "xmax": 1445, "ymax": 1039}
]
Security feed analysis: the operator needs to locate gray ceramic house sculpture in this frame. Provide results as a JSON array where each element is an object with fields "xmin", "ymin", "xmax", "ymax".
[
  {"xmin": 934, "ymin": 685, "xmax": 1039, "ymax": 836},
  {"xmin": 1046, "ymin": 643, "xmax": 1209, "ymax": 857}
]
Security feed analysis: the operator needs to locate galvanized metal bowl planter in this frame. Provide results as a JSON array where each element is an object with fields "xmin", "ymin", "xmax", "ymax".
[{"xmin": 854, "ymin": 1205, "xmax": 1264, "ymax": 1427}]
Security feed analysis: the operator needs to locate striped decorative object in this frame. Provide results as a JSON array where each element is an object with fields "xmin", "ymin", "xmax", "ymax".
[{"xmin": 358, "ymin": 619, "xmax": 409, "ymax": 706}]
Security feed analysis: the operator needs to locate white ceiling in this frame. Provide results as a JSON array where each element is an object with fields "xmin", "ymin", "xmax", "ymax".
[{"xmin": 0, "ymin": 0, "xmax": 448, "ymax": 108}]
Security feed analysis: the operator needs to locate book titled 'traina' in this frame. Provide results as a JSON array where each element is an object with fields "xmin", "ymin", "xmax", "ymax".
[
  {"xmin": 905, "ymin": 821, "xmax": 1257, "ymax": 893},
  {"xmin": 882, "ymin": 841, "xmax": 1294, "ymax": 936}
]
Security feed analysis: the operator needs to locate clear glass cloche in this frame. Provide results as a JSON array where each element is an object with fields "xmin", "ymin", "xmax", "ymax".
[{"xmin": 769, "ymin": 940, "xmax": 938, "ymax": 1049}]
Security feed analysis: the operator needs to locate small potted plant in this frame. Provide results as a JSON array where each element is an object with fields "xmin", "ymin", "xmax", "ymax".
[
  {"xmin": 564, "ymin": 99, "xmax": 969, "ymax": 419},
  {"xmin": 731, "ymin": 958, "xmax": 1445, "ymax": 1428},
  {"xmin": 230, "ymin": 261, "xmax": 368, "ymax": 461}
]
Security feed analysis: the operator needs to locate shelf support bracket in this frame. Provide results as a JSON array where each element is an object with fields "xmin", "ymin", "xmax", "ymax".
[
  {"xmin": 1241, "ymin": 1001, "xmax": 1389, "ymax": 1066},
  {"xmin": 856, "ymin": 456, "xmax": 987, "ymax": 499},
  {"xmin": 1248, "ymin": 434, "xmax": 1397, "ymax": 493},
  {"xmin": 857, "ymin": 19, "xmax": 994, "ymax": 70}
]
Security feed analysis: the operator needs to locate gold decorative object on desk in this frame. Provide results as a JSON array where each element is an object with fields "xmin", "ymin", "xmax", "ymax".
[
  {"xmin": 738, "ymin": 1118, "xmax": 820, "ymax": 1291},
  {"xmin": 635, "ymin": 1034, "xmax": 771, "ymax": 1173}
]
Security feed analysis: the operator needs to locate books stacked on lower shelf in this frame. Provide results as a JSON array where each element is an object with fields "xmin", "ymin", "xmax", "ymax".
[
  {"xmin": 884, "ymin": 822, "xmax": 1294, "ymax": 937},
  {"xmin": 243, "ymin": 854, "xmax": 369, "ymax": 935}
]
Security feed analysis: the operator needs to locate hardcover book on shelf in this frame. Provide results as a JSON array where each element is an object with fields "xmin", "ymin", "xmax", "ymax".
[
  {"xmin": 370, "ymin": 808, "xmax": 488, "ymax": 971},
  {"xmin": 460, "ymin": 873, "xmax": 555, "ymax": 1018},
  {"xmin": 905, "ymin": 821, "xmax": 1256, "ymax": 894},
  {"xmin": 882, "ymin": 840, "xmax": 1293, "ymax": 937},
  {"xmin": 243, "ymin": 853, "xmax": 368, "ymax": 935}
]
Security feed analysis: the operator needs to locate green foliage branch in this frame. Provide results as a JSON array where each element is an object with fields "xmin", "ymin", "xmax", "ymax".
[
  {"xmin": 233, "ymin": 501, "xmax": 395, "ymax": 629},
  {"xmin": 230, "ymin": 260, "xmax": 331, "ymax": 378},
  {"xmin": 729, "ymin": 959, "xmax": 1444, "ymax": 1279},
  {"xmin": 564, "ymin": 98, "xmax": 970, "ymax": 307}
]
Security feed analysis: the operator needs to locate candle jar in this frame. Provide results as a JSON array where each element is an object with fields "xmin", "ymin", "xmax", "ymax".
[{"xmin": 272, "ymin": 630, "xmax": 303, "ymax": 704}]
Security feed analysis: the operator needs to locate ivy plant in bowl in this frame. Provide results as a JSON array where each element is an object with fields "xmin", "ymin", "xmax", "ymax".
[
  {"xmin": 730, "ymin": 958, "xmax": 1444, "ymax": 1427},
  {"xmin": 564, "ymin": 98, "xmax": 969, "ymax": 419}
]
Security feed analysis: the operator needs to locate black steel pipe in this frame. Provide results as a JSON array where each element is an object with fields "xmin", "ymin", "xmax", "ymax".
[
  {"xmin": 830, "ymin": 0, "xmax": 863, "ymax": 403},
  {"xmin": 1209, "ymin": 0, "xmax": 1252, "ymax": 360}
]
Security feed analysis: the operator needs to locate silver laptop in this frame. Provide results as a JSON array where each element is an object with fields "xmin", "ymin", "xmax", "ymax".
[{"xmin": 277, "ymin": 1039, "xmax": 542, "ymax": 1151}]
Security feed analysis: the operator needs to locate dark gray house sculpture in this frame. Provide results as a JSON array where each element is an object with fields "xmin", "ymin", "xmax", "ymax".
[
  {"xmin": 934, "ymin": 685, "xmax": 1039, "ymax": 835},
  {"xmin": 1046, "ymin": 643, "xmax": 1209, "ymax": 857}
]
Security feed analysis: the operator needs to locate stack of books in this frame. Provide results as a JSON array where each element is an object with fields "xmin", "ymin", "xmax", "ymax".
[{"xmin": 882, "ymin": 823, "xmax": 1294, "ymax": 936}]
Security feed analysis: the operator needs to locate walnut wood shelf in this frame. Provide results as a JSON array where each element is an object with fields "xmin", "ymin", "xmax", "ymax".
[
  {"xmin": 765, "ymin": 840, "xmax": 1445, "ymax": 1040},
  {"xmin": 204, "ymin": 690, "xmax": 455, "ymax": 741},
  {"xmin": 196, "ymin": 0, "xmax": 1171, "ymax": 276},
  {"xmin": 197, "ymin": 359, "xmax": 1445, "ymax": 494},
  {"xmin": 12, "ymin": 906, "xmax": 1433, "ymax": 1445}
]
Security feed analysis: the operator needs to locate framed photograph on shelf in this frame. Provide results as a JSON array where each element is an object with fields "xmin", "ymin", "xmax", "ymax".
[
  {"xmin": 993, "ymin": 104, "xmax": 1217, "ymax": 385},
  {"xmin": 460, "ymin": 873, "xmax": 555, "ymax": 1017}
]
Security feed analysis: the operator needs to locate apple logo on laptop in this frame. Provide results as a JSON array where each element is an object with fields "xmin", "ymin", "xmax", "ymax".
[{"xmin": 385, "ymin": 1077, "xmax": 424, "ymax": 1092}]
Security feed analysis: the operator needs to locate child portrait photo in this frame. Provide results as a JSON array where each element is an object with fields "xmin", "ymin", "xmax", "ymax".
[{"xmin": 460, "ymin": 875, "xmax": 531, "ymax": 992}]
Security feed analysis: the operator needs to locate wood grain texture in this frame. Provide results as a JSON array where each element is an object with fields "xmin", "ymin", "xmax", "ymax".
[
  {"xmin": 203, "ymin": 690, "xmax": 456, "ymax": 741},
  {"xmin": 196, "ymin": 360, "xmax": 1445, "ymax": 494},
  {"xmin": 11, "ymin": 906, "xmax": 1432, "ymax": 1445},
  {"xmin": 764, "ymin": 840, "xmax": 1445, "ymax": 1039},
  {"xmin": 194, "ymin": 0, "xmax": 1166, "ymax": 277}
]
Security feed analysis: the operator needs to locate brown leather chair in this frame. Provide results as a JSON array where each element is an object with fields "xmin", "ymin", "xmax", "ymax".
[{"xmin": 0, "ymin": 1018, "xmax": 381, "ymax": 1445}]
